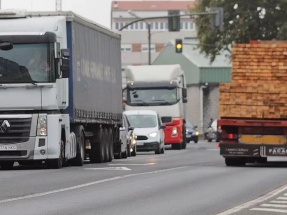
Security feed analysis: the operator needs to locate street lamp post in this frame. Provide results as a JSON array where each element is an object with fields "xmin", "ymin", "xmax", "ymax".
[{"xmin": 128, "ymin": 10, "xmax": 151, "ymax": 65}]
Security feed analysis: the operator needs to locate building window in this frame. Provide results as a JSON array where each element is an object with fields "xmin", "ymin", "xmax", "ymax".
[
  {"xmin": 190, "ymin": 22, "xmax": 195, "ymax": 30},
  {"xmin": 120, "ymin": 22, "xmax": 124, "ymax": 28},
  {"xmin": 180, "ymin": 22, "xmax": 183, "ymax": 30},
  {"xmin": 121, "ymin": 44, "xmax": 132, "ymax": 52},
  {"xmin": 165, "ymin": 22, "xmax": 168, "ymax": 30},
  {"xmin": 130, "ymin": 23, "xmax": 134, "ymax": 30},
  {"xmin": 140, "ymin": 22, "xmax": 144, "ymax": 30},
  {"xmin": 115, "ymin": 22, "xmax": 119, "ymax": 30},
  {"xmin": 141, "ymin": 44, "xmax": 155, "ymax": 52},
  {"xmin": 185, "ymin": 22, "xmax": 189, "ymax": 30},
  {"xmin": 160, "ymin": 22, "xmax": 164, "ymax": 30},
  {"xmin": 155, "ymin": 22, "xmax": 159, "ymax": 30},
  {"xmin": 134, "ymin": 22, "xmax": 138, "ymax": 30}
]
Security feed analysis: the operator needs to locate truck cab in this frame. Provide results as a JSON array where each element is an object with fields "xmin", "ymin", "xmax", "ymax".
[{"xmin": 123, "ymin": 64, "xmax": 188, "ymax": 149}]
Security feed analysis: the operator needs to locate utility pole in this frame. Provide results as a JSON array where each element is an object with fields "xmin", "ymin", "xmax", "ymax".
[
  {"xmin": 56, "ymin": 0, "xmax": 62, "ymax": 11},
  {"xmin": 128, "ymin": 10, "xmax": 151, "ymax": 65}
]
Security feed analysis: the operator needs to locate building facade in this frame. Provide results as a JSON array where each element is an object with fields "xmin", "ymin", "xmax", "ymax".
[{"xmin": 110, "ymin": 0, "xmax": 197, "ymax": 73}]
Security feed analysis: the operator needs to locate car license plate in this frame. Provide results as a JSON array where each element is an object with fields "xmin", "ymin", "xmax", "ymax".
[
  {"xmin": 136, "ymin": 142, "xmax": 144, "ymax": 146},
  {"xmin": 0, "ymin": 145, "xmax": 17, "ymax": 150}
]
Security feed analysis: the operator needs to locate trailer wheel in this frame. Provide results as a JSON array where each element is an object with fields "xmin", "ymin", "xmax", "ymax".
[
  {"xmin": 225, "ymin": 158, "xmax": 246, "ymax": 167},
  {"xmin": 104, "ymin": 128, "xmax": 110, "ymax": 162},
  {"xmin": 108, "ymin": 128, "xmax": 113, "ymax": 162},
  {"xmin": 0, "ymin": 161, "xmax": 14, "ymax": 170},
  {"xmin": 71, "ymin": 126, "xmax": 85, "ymax": 166},
  {"xmin": 90, "ymin": 129, "xmax": 105, "ymax": 163}
]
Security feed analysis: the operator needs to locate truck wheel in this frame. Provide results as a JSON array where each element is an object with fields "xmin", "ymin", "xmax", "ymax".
[
  {"xmin": 97, "ymin": 129, "xmax": 105, "ymax": 163},
  {"xmin": 0, "ymin": 161, "xmax": 14, "ymax": 170},
  {"xmin": 48, "ymin": 140, "xmax": 65, "ymax": 169},
  {"xmin": 225, "ymin": 158, "xmax": 246, "ymax": 167},
  {"xmin": 182, "ymin": 127, "xmax": 187, "ymax": 149},
  {"xmin": 131, "ymin": 144, "xmax": 137, "ymax": 156},
  {"xmin": 104, "ymin": 128, "xmax": 110, "ymax": 162},
  {"xmin": 71, "ymin": 126, "xmax": 85, "ymax": 166},
  {"xmin": 108, "ymin": 128, "xmax": 113, "ymax": 162}
]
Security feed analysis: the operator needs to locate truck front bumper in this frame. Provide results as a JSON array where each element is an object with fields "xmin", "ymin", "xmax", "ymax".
[
  {"xmin": 0, "ymin": 137, "xmax": 48, "ymax": 161},
  {"xmin": 220, "ymin": 144, "xmax": 287, "ymax": 157}
]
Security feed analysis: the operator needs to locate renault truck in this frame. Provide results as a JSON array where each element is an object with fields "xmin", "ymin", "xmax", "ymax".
[
  {"xmin": 0, "ymin": 10, "xmax": 122, "ymax": 169},
  {"xmin": 123, "ymin": 65, "xmax": 188, "ymax": 149}
]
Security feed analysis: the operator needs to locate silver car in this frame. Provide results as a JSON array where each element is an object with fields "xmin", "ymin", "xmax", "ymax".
[{"xmin": 124, "ymin": 110, "xmax": 166, "ymax": 154}]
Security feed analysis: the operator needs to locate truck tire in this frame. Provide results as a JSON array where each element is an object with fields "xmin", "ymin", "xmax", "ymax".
[
  {"xmin": 225, "ymin": 158, "xmax": 246, "ymax": 167},
  {"xmin": 0, "ymin": 161, "xmax": 14, "ymax": 170},
  {"xmin": 71, "ymin": 126, "xmax": 85, "ymax": 166},
  {"xmin": 108, "ymin": 128, "xmax": 113, "ymax": 162},
  {"xmin": 182, "ymin": 126, "xmax": 187, "ymax": 149},
  {"xmin": 48, "ymin": 140, "xmax": 65, "ymax": 169},
  {"xmin": 104, "ymin": 128, "xmax": 110, "ymax": 162},
  {"xmin": 94, "ymin": 129, "xmax": 105, "ymax": 163}
]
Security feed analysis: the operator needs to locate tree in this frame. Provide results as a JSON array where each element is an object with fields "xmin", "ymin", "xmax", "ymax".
[{"xmin": 191, "ymin": 0, "xmax": 287, "ymax": 63}]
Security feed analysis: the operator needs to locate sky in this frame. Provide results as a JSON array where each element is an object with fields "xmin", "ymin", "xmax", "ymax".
[{"xmin": 1, "ymin": 0, "xmax": 113, "ymax": 28}]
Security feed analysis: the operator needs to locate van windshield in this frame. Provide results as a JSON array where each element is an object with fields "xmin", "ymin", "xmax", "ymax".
[{"xmin": 126, "ymin": 114, "xmax": 157, "ymax": 128}]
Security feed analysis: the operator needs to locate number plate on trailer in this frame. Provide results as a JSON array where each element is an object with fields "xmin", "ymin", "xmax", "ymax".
[{"xmin": 0, "ymin": 145, "xmax": 17, "ymax": 150}]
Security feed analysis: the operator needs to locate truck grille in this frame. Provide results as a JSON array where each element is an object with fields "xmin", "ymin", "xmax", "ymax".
[
  {"xmin": 136, "ymin": 135, "xmax": 148, "ymax": 140},
  {"xmin": 0, "ymin": 118, "xmax": 31, "ymax": 144}
]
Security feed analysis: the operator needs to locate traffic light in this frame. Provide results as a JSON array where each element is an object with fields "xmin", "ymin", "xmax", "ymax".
[
  {"xmin": 210, "ymin": 7, "xmax": 224, "ymax": 31},
  {"xmin": 175, "ymin": 39, "xmax": 183, "ymax": 53},
  {"xmin": 168, "ymin": 10, "xmax": 180, "ymax": 32}
]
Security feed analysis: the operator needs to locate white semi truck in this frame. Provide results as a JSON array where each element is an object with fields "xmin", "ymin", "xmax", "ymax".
[
  {"xmin": 123, "ymin": 65, "xmax": 188, "ymax": 149},
  {"xmin": 0, "ymin": 10, "xmax": 123, "ymax": 169}
]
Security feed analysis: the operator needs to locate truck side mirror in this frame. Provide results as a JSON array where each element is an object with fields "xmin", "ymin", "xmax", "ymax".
[
  {"xmin": 183, "ymin": 98, "xmax": 187, "ymax": 103},
  {"xmin": 61, "ymin": 58, "xmax": 70, "ymax": 78},
  {"xmin": 182, "ymin": 88, "xmax": 187, "ymax": 98},
  {"xmin": 61, "ymin": 49, "xmax": 70, "ymax": 58}
]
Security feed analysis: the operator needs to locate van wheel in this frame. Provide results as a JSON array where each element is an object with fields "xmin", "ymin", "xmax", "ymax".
[{"xmin": 48, "ymin": 140, "xmax": 65, "ymax": 169}]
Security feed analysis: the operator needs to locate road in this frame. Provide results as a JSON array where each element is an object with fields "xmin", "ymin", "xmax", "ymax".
[{"xmin": 1, "ymin": 141, "xmax": 287, "ymax": 215}]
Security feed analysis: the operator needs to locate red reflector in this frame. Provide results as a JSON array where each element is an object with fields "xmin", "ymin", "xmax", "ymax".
[
  {"xmin": 216, "ymin": 143, "xmax": 220, "ymax": 147},
  {"xmin": 228, "ymin": 134, "xmax": 234, "ymax": 139}
]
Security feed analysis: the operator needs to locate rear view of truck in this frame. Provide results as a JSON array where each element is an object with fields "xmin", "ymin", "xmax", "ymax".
[{"xmin": 218, "ymin": 41, "xmax": 287, "ymax": 166}]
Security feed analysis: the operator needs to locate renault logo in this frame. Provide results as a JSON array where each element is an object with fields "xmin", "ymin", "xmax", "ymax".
[{"xmin": 0, "ymin": 120, "xmax": 11, "ymax": 133}]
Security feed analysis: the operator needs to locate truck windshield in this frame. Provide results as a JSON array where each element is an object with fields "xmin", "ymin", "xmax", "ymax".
[
  {"xmin": 126, "ymin": 114, "xmax": 157, "ymax": 128},
  {"xmin": 0, "ymin": 43, "xmax": 55, "ymax": 83},
  {"xmin": 127, "ymin": 88, "xmax": 178, "ymax": 106}
]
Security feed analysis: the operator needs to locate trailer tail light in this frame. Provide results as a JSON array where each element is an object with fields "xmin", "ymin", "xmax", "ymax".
[{"xmin": 227, "ymin": 133, "xmax": 237, "ymax": 139}]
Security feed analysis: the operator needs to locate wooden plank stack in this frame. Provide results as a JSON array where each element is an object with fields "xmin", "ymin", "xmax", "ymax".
[{"xmin": 219, "ymin": 42, "xmax": 287, "ymax": 119}]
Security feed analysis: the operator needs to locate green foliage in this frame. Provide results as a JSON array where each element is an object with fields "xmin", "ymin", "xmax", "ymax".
[{"xmin": 192, "ymin": 0, "xmax": 287, "ymax": 63}]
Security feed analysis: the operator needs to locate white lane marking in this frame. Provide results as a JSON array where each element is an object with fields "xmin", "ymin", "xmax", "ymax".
[
  {"xmin": 108, "ymin": 163, "xmax": 155, "ymax": 166},
  {"xmin": 270, "ymin": 201, "xmax": 287, "ymax": 204},
  {"xmin": 277, "ymin": 197, "xmax": 287, "ymax": 200},
  {"xmin": 84, "ymin": 167, "xmax": 131, "ymax": 171},
  {"xmin": 216, "ymin": 184, "xmax": 287, "ymax": 215},
  {"xmin": 250, "ymin": 208, "xmax": 287, "ymax": 213},
  {"xmin": 0, "ymin": 166, "xmax": 188, "ymax": 204},
  {"xmin": 261, "ymin": 204, "xmax": 287, "ymax": 208}
]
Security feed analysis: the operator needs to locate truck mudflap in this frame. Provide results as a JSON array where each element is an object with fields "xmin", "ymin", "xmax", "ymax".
[{"xmin": 220, "ymin": 144, "xmax": 287, "ymax": 157}]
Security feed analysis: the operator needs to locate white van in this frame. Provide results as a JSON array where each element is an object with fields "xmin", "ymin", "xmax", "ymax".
[{"xmin": 123, "ymin": 110, "xmax": 166, "ymax": 154}]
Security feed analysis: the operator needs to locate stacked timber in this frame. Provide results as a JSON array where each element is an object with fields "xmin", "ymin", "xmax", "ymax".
[{"xmin": 219, "ymin": 42, "xmax": 287, "ymax": 119}]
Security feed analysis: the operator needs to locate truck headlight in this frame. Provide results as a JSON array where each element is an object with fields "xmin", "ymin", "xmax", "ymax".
[
  {"xmin": 195, "ymin": 131, "xmax": 199, "ymax": 136},
  {"xmin": 37, "ymin": 115, "xmax": 47, "ymax": 136},
  {"xmin": 148, "ymin": 132, "xmax": 157, "ymax": 138},
  {"xmin": 172, "ymin": 127, "xmax": 178, "ymax": 136}
]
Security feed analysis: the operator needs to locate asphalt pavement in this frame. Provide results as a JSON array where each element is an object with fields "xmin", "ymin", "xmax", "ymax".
[{"xmin": 1, "ymin": 141, "xmax": 287, "ymax": 215}]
